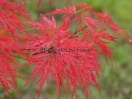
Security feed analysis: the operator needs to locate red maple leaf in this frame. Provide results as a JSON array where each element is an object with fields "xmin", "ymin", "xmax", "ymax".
[
  {"xmin": 22, "ymin": 3, "xmax": 131, "ymax": 99},
  {"xmin": 0, "ymin": 1, "xmax": 131, "ymax": 99}
]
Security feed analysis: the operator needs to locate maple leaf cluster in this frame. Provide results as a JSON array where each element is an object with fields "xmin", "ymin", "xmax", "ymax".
[{"xmin": 0, "ymin": 0, "xmax": 131, "ymax": 99}]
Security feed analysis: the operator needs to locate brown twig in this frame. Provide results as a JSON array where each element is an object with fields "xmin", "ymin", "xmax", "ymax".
[{"xmin": 69, "ymin": 26, "xmax": 87, "ymax": 39}]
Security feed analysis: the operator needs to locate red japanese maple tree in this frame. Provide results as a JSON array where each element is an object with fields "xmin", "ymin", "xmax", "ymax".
[{"xmin": 0, "ymin": 0, "xmax": 131, "ymax": 99}]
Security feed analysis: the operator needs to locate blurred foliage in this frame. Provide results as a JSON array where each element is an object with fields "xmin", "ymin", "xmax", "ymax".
[{"xmin": 1, "ymin": 0, "xmax": 132, "ymax": 99}]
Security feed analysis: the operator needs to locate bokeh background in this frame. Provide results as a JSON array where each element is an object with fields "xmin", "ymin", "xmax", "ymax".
[{"xmin": 0, "ymin": 0, "xmax": 132, "ymax": 99}]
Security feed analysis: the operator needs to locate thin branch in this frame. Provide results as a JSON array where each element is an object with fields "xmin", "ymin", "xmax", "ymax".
[{"xmin": 69, "ymin": 26, "xmax": 87, "ymax": 39}]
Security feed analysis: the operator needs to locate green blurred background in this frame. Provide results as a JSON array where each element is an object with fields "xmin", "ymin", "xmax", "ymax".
[{"xmin": 1, "ymin": 0, "xmax": 132, "ymax": 99}]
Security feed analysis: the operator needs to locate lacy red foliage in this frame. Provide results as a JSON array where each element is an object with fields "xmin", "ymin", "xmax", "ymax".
[
  {"xmin": 0, "ymin": 0, "xmax": 131, "ymax": 99},
  {"xmin": 0, "ymin": 36, "xmax": 21, "ymax": 99},
  {"xmin": 24, "ymin": 3, "xmax": 130, "ymax": 99},
  {"xmin": 0, "ymin": 0, "xmax": 29, "ymax": 98}
]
